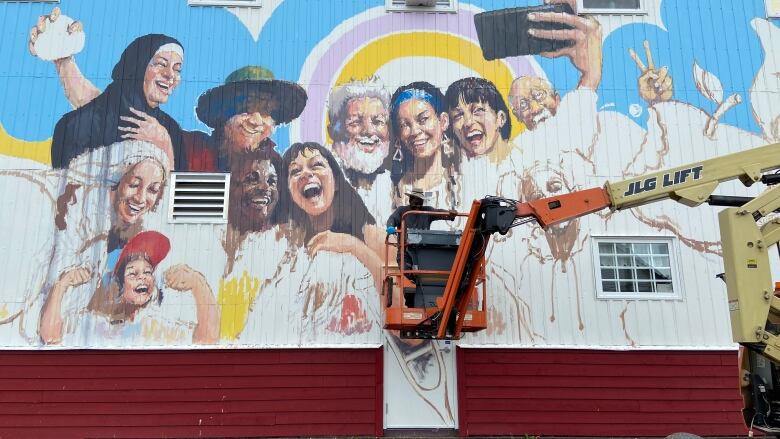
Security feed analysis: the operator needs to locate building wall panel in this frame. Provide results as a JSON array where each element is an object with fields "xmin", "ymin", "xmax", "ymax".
[
  {"xmin": 0, "ymin": 0, "xmax": 776, "ymax": 433},
  {"xmin": 0, "ymin": 0, "xmax": 775, "ymax": 351},
  {"xmin": 0, "ymin": 348, "xmax": 383, "ymax": 439},
  {"xmin": 458, "ymin": 348, "xmax": 746, "ymax": 437}
]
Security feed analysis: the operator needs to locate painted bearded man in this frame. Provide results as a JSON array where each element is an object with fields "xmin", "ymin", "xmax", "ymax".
[
  {"xmin": 506, "ymin": 0, "xmax": 602, "ymax": 167},
  {"xmin": 327, "ymin": 80, "xmax": 395, "ymax": 225}
]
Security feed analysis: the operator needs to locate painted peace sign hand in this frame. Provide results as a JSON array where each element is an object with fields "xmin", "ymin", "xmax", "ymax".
[{"xmin": 629, "ymin": 40, "xmax": 673, "ymax": 105}]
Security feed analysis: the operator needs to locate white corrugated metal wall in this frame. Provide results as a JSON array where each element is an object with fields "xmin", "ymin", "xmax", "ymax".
[{"xmin": 0, "ymin": 0, "xmax": 776, "ymax": 352}]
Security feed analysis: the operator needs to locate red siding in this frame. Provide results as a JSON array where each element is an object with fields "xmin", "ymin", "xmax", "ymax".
[
  {"xmin": 0, "ymin": 348, "xmax": 382, "ymax": 439},
  {"xmin": 457, "ymin": 348, "xmax": 746, "ymax": 437}
]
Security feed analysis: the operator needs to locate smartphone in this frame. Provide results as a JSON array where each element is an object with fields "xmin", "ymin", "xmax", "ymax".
[{"xmin": 474, "ymin": 3, "xmax": 576, "ymax": 60}]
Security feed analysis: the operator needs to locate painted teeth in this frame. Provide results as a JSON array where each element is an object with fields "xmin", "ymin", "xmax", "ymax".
[
  {"xmin": 304, "ymin": 183, "xmax": 319, "ymax": 191},
  {"xmin": 466, "ymin": 130, "xmax": 482, "ymax": 140}
]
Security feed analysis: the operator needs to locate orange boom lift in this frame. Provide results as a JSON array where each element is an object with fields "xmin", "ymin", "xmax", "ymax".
[
  {"xmin": 383, "ymin": 141, "xmax": 780, "ymax": 435},
  {"xmin": 383, "ymin": 188, "xmax": 611, "ymax": 340}
]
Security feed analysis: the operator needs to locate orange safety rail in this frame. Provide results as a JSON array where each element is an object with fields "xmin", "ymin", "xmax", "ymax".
[
  {"xmin": 435, "ymin": 200, "xmax": 484, "ymax": 339},
  {"xmin": 382, "ymin": 205, "xmax": 487, "ymax": 338}
]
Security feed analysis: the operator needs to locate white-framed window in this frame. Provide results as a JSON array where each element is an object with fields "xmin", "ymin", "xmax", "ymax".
[
  {"xmin": 592, "ymin": 236, "xmax": 682, "ymax": 300},
  {"xmin": 168, "ymin": 173, "xmax": 230, "ymax": 224},
  {"xmin": 386, "ymin": 0, "xmax": 458, "ymax": 13},
  {"xmin": 188, "ymin": 0, "xmax": 262, "ymax": 7},
  {"xmin": 767, "ymin": 0, "xmax": 780, "ymax": 18},
  {"xmin": 577, "ymin": 0, "xmax": 646, "ymax": 14}
]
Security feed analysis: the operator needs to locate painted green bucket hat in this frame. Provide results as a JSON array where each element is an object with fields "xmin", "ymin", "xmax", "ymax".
[{"xmin": 196, "ymin": 65, "xmax": 307, "ymax": 129}]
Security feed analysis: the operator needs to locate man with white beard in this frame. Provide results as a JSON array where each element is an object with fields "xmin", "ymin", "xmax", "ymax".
[
  {"xmin": 507, "ymin": 1, "xmax": 603, "ymax": 169},
  {"xmin": 327, "ymin": 80, "xmax": 395, "ymax": 225}
]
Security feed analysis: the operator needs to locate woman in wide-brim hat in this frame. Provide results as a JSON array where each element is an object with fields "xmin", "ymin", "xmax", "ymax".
[
  {"xmin": 196, "ymin": 65, "xmax": 307, "ymax": 129},
  {"xmin": 189, "ymin": 65, "xmax": 307, "ymax": 172}
]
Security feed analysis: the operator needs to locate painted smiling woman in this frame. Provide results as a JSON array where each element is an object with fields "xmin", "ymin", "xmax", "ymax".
[{"xmin": 49, "ymin": 33, "xmax": 187, "ymax": 170}]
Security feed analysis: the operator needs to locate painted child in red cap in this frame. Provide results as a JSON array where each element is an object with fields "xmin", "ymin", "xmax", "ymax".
[
  {"xmin": 21, "ymin": 141, "xmax": 170, "ymax": 343},
  {"xmin": 39, "ymin": 231, "xmax": 219, "ymax": 346}
]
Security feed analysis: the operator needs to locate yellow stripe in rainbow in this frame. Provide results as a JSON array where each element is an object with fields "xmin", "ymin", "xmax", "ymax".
[
  {"xmin": 0, "ymin": 123, "xmax": 51, "ymax": 165},
  {"xmin": 335, "ymin": 32, "xmax": 523, "ymax": 141}
]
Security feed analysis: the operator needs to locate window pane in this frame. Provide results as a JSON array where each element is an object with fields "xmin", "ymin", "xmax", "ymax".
[
  {"xmin": 636, "ymin": 268, "xmax": 652, "ymax": 280},
  {"xmin": 600, "ymin": 255, "xmax": 616, "ymax": 266},
  {"xmin": 654, "ymin": 268, "xmax": 671, "ymax": 281},
  {"xmin": 653, "ymin": 256, "xmax": 670, "ymax": 267},
  {"xmin": 582, "ymin": 0, "xmax": 641, "ymax": 9},
  {"xmin": 595, "ymin": 238, "xmax": 676, "ymax": 298},
  {"xmin": 635, "ymin": 254, "xmax": 652, "ymax": 267},
  {"xmin": 602, "ymin": 281, "xmax": 618, "ymax": 292},
  {"xmin": 651, "ymin": 243, "xmax": 669, "ymax": 254},
  {"xmin": 634, "ymin": 243, "xmax": 650, "ymax": 254},
  {"xmin": 637, "ymin": 281, "xmax": 654, "ymax": 292}
]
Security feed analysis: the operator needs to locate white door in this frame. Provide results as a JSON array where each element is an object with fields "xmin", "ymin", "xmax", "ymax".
[{"xmin": 383, "ymin": 332, "xmax": 458, "ymax": 429}]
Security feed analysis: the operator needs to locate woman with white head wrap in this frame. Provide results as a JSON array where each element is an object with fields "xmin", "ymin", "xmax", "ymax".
[{"xmin": 25, "ymin": 140, "xmax": 169, "ymax": 345}]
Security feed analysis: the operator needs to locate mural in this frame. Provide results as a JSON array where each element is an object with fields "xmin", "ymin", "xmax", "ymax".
[{"xmin": 0, "ymin": 0, "xmax": 777, "ymax": 426}]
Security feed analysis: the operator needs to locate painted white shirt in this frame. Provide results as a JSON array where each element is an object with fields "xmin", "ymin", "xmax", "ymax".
[
  {"xmin": 459, "ymin": 142, "xmax": 525, "ymax": 203},
  {"xmin": 62, "ymin": 299, "xmax": 194, "ymax": 347},
  {"xmin": 512, "ymin": 88, "xmax": 599, "ymax": 172},
  {"xmin": 231, "ymin": 227, "xmax": 299, "ymax": 346},
  {"xmin": 355, "ymin": 170, "xmax": 395, "ymax": 227},
  {"xmin": 291, "ymin": 248, "xmax": 381, "ymax": 346}
]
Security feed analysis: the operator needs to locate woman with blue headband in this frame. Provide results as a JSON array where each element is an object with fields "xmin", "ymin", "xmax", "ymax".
[{"xmin": 389, "ymin": 82, "xmax": 462, "ymax": 211}]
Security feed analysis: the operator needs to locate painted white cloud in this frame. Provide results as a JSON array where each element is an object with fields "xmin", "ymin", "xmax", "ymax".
[
  {"xmin": 226, "ymin": 0, "xmax": 284, "ymax": 42},
  {"xmin": 596, "ymin": 0, "xmax": 666, "ymax": 41}
]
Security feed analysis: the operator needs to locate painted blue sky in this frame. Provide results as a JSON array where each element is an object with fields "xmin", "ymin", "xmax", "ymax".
[{"xmin": 0, "ymin": 0, "xmax": 775, "ymax": 148}]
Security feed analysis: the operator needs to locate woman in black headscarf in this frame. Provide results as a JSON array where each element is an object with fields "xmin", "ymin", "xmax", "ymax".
[{"xmin": 51, "ymin": 34, "xmax": 187, "ymax": 170}]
